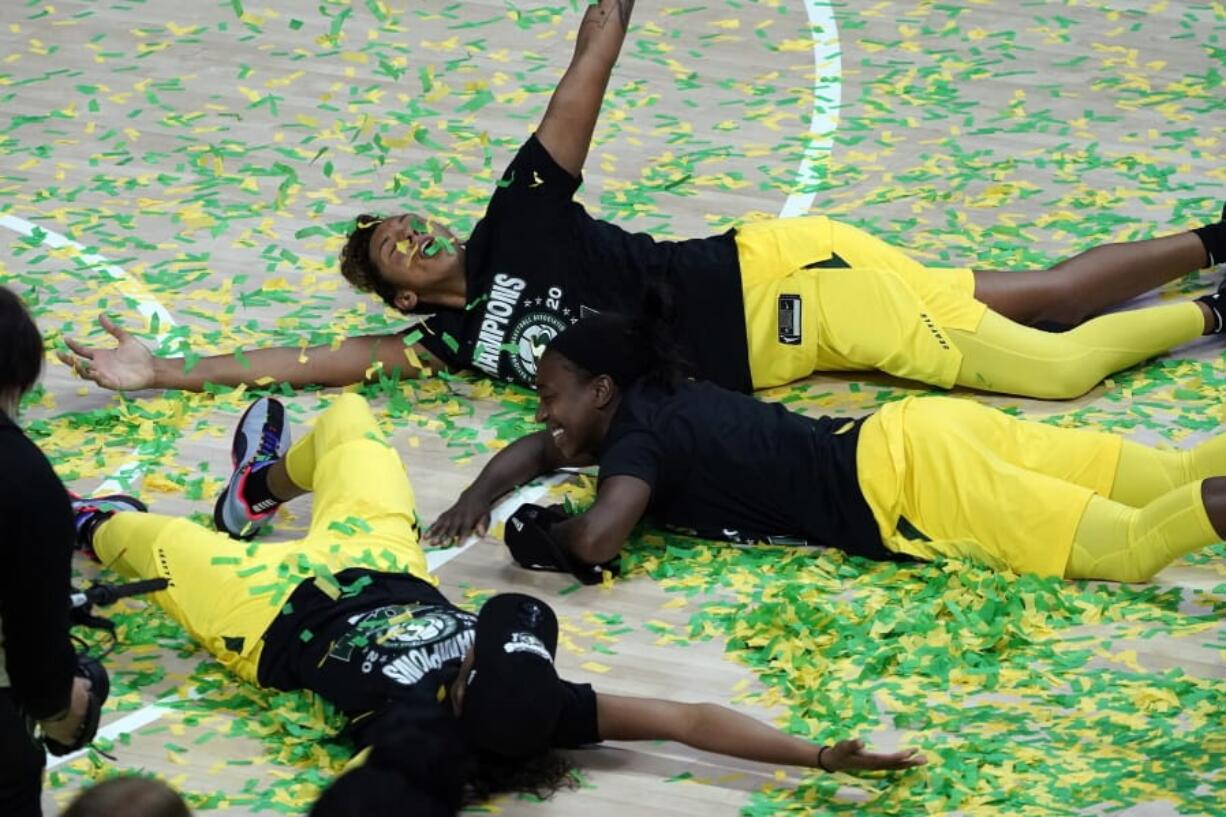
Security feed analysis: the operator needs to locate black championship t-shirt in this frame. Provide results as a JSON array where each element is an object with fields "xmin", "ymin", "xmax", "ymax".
[
  {"xmin": 597, "ymin": 382, "xmax": 896, "ymax": 560},
  {"xmin": 415, "ymin": 135, "xmax": 752, "ymax": 392},
  {"xmin": 259, "ymin": 569, "xmax": 599, "ymax": 750}
]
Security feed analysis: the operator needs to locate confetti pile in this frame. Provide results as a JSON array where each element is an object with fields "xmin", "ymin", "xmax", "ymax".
[
  {"xmin": 2, "ymin": 0, "xmax": 1223, "ymax": 815},
  {"xmin": 623, "ymin": 535, "xmax": 1226, "ymax": 815}
]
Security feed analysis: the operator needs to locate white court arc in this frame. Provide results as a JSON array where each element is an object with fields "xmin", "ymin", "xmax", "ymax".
[{"xmin": 780, "ymin": 0, "xmax": 842, "ymax": 219}]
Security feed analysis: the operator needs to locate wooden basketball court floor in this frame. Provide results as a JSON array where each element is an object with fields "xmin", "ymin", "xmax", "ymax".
[{"xmin": 1, "ymin": 1, "xmax": 1222, "ymax": 814}]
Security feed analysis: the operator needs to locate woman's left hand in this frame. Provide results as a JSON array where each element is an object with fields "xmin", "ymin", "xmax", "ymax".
[{"xmin": 821, "ymin": 739, "xmax": 927, "ymax": 772}]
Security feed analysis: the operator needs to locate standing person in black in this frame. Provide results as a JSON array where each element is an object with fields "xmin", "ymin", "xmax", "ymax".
[
  {"xmin": 0, "ymin": 287, "xmax": 96, "ymax": 817},
  {"xmin": 61, "ymin": 1, "xmax": 1226, "ymax": 401}
]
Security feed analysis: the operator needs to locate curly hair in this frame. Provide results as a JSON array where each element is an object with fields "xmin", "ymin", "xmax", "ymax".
[
  {"xmin": 462, "ymin": 746, "xmax": 579, "ymax": 805},
  {"xmin": 340, "ymin": 214, "xmax": 404, "ymax": 312},
  {"xmin": 314, "ymin": 707, "xmax": 578, "ymax": 817},
  {"xmin": 63, "ymin": 777, "xmax": 190, "ymax": 817}
]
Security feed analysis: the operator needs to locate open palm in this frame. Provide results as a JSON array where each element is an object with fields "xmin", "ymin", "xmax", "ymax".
[
  {"xmin": 57, "ymin": 315, "xmax": 157, "ymax": 392},
  {"xmin": 824, "ymin": 739, "xmax": 926, "ymax": 772}
]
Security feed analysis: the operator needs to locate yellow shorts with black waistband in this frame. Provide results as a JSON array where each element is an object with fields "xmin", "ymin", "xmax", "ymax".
[{"xmin": 734, "ymin": 216, "xmax": 987, "ymax": 390}]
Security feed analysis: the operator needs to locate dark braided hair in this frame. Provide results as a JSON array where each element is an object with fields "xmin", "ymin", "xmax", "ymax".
[
  {"xmin": 340, "ymin": 214, "xmax": 404, "ymax": 312},
  {"xmin": 545, "ymin": 278, "xmax": 691, "ymax": 393}
]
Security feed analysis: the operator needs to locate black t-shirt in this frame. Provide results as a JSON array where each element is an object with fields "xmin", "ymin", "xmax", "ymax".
[
  {"xmin": 0, "ymin": 412, "xmax": 77, "ymax": 720},
  {"xmin": 597, "ymin": 382, "xmax": 895, "ymax": 561},
  {"xmin": 259, "ymin": 569, "xmax": 599, "ymax": 750},
  {"xmin": 415, "ymin": 135, "xmax": 752, "ymax": 392}
]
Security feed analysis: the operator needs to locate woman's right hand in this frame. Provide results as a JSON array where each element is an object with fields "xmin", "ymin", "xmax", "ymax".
[
  {"xmin": 426, "ymin": 489, "xmax": 493, "ymax": 546},
  {"xmin": 57, "ymin": 315, "xmax": 157, "ymax": 391}
]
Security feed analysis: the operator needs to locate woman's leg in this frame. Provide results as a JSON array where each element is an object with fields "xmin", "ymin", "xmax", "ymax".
[
  {"xmin": 1109, "ymin": 434, "xmax": 1226, "ymax": 507},
  {"xmin": 973, "ymin": 232, "xmax": 1210, "ymax": 326},
  {"xmin": 1065, "ymin": 480, "xmax": 1226, "ymax": 582},
  {"xmin": 949, "ymin": 303, "xmax": 1208, "ymax": 399},
  {"xmin": 282, "ymin": 393, "xmax": 430, "ymax": 581},
  {"xmin": 868, "ymin": 397, "xmax": 1124, "ymax": 577},
  {"xmin": 93, "ymin": 511, "xmax": 297, "ymax": 684},
  {"xmin": 874, "ymin": 397, "xmax": 1226, "ymax": 579}
]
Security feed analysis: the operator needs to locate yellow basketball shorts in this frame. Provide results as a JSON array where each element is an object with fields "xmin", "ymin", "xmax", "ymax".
[
  {"xmin": 854, "ymin": 396, "xmax": 1123, "ymax": 577},
  {"xmin": 735, "ymin": 216, "xmax": 986, "ymax": 390},
  {"xmin": 93, "ymin": 393, "xmax": 434, "ymax": 685}
]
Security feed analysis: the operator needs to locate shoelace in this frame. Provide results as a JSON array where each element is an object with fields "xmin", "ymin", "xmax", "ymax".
[{"xmin": 254, "ymin": 424, "xmax": 282, "ymax": 462}]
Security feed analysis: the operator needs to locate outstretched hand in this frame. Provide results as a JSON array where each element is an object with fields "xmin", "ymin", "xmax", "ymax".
[
  {"xmin": 425, "ymin": 490, "xmax": 492, "ymax": 546},
  {"xmin": 822, "ymin": 740, "xmax": 926, "ymax": 773},
  {"xmin": 57, "ymin": 315, "xmax": 157, "ymax": 391}
]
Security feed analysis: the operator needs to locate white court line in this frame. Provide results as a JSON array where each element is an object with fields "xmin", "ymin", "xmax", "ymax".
[
  {"xmin": 0, "ymin": 215, "xmax": 179, "ymax": 494},
  {"xmin": 0, "ymin": 214, "xmax": 176, "ymax": 345},
  {"xmin": 779, "ymin": 0, "xmax": 842, "ymax": 219},
  {"xmin": 426, "ymin": 472, "xmax": 571, "ymax": 572}
]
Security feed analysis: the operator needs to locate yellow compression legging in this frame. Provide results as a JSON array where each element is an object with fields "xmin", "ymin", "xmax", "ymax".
[
  {"xmin": 856, "ymin": 396, "xmax": 1224, "ymax": 582},
  {"xmin": 93, "ymin": 393, "xmax": 433, "ymax": 685},
  {"xmin": 1067, "ymin": 438, "xmax": 1226, "ymax": 582},
  {"xmin": 950, "ymin": 305, "xmax": 1205, "ymax": 399},
  {"xmin": 736, "ymin": 216, "xmax": 1206, "ymax": 397}
]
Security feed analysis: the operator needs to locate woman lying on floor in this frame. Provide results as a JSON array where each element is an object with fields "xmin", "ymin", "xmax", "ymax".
[
  {"xmin": 57, "ymin": 0, "xmax": 1226, "ymax": 401},
  {"xmin": 429, "ymin": 314, "xmax": 1225, "ymax": 586},
  {"xmin": 72, "ymin": 393, "xmax": 923, "ymax": 815}
]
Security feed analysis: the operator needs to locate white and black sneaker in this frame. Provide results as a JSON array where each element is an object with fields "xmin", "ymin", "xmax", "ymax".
[{"xmin": 213, "ymin": 397, "xmax": 292, "ymax": 540}]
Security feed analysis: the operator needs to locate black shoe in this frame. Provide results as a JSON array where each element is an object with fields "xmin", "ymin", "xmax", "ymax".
[{"xmin": 70, "ymin": 492, "xmax": 148, "ymax": 558}]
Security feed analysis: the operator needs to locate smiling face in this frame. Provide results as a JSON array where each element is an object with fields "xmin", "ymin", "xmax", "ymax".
[
  {"xmin": 534, "ymin": 350, "xmax": 616, "ymax": 461},
  {"xmin": 367, "ymin": 213, "xmax": 465, "ymax": 312}
]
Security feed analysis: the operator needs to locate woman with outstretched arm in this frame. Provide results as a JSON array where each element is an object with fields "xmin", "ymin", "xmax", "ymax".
[
  {"xmin": 70, "ymin": 390, "xmax": 923, "ymax": 815},
  {"xmin": 61, "ymin": 1, "xmax": 1226, "ymax": 401}
]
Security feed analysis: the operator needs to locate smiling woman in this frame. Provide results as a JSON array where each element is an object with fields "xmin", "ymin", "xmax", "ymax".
[{"xmin": 437, "ymin": 313, "xmax": 1226, "ymax": 586}]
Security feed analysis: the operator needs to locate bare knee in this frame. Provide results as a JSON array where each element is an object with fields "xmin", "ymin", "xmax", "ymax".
[{"xmin": 1030, "ymin": 272, "xmax": 1095, "ymax": 325}]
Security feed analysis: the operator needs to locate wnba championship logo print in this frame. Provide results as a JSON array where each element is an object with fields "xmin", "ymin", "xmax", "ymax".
[{"xmin": 508, "ymin": 311, "xmax": 570, "ymax": 381}]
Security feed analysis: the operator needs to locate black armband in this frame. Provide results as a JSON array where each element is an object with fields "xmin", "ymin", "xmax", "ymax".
[{"xmin": 504, "ymin": 504, "xmax": 619, "ymax": 586}]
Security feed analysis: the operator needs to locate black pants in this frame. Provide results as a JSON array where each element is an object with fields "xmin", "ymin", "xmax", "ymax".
[{"xmin": 0, "ymin": 689, "xmax": 45, "ymax": 817}]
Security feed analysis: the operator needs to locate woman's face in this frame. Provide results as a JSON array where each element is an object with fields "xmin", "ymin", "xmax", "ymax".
[
  {"xmin": 367, "ymin": 213, "xmax": 464, "ymax": 311},
  {"xmin": 534, "ymin": 352, "xmax": 613, "ymax": 461}
]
